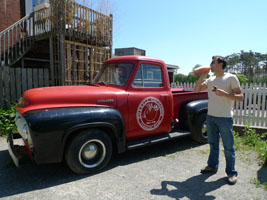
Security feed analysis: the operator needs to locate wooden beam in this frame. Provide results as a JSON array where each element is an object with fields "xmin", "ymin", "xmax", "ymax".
[
  {"xmin": 65, "ymin": 40, "xmax": 109, "ymax": 50},
  {"xmin": 15, "ymin": 67, "xmax": 21, "ymax": 100},
  {"xmin": 66, "ymin": 43, "xmax": 72, "ymax": 85},
  {"xmin": 27, "ymin": 68, "xmax": 33, "ymax": 90},
  {"xmin": 39, "ymin": 68, "xmax": 44, "ymax": 87},
  {"xmin": 49, "ymin": 36, "xmax": 55, "ymax": 86},
  {"xmin": 10, "ymin": 67, "xmax": 16, "ymax": 102},
  {"xmin": 60, "ymin": 33, "xmax": 65, "ymax": 85},
  {"xmin": 21, "ymin": 58, "xmax": 27, "ymax": 93},
  {"xmin": 33, "ymin": 68, "xmax": 38, "ymax": 88},
  {"xmin": 23, "ymin": 57, "xmax": 50, "ymax": 62},
  {"xmin": 44, "ymin": 68, "xmax": 49, "ymax": 86},
  {"xmin": 4, "ymin": 66, "xmax": 10, "ymax": 107},
  {"xmin": 73, "ymin": 44, "xmax": 78, "ymax": 84}
]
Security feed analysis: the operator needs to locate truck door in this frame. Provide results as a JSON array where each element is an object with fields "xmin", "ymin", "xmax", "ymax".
[{"xmin": 127, "ymin": 62, "xmax": 173, "ymax": 139}]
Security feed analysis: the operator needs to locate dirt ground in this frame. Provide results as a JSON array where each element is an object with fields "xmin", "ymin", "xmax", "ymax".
[{"xmin": 0, "ymin": 136, "xmax": 266, "ymax": 200}]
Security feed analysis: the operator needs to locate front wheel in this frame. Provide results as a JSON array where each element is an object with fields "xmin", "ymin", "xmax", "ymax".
[
  {"xmin": 65, "ymin": 129, "xmax": 112, "ymax": 174},
  {"xmin": 191, "ymin": 113, "xmax": 208, "ymax": 144}
]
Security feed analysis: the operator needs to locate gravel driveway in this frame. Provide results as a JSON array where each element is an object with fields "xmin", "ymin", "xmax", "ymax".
[{"xmin": 0, "ymin": 136, "xmax": 266, "ymax": 200}]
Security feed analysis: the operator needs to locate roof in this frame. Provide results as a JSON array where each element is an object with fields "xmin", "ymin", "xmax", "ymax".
[
  {"xmin": 105, "ymin": 56, "xmax": 166, "ymax": 65},
  {"xmin": 166, "ymin": 64, "xmax": 179, "ymax": 69},
  {"xmin": 115, "ymin": 47, "xmax": 145, "ymax": 51}
]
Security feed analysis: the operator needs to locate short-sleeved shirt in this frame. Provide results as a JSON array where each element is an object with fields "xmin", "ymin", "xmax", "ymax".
[{"xmin": 203, "ymin": 73, "xmax": 241, "ymax": 117}]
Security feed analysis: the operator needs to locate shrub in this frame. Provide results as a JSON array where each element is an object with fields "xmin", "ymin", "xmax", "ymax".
[
  {"xmin": 234, "ymin": 127, "xmax": 267, "ymax": 166},
  {"xmin": 0, "ymin": 105, "xmax": 17, "ymax": 136}
]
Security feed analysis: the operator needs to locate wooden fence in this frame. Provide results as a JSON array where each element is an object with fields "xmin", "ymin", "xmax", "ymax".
[
  {"xmin": 171, "ymin": 82, "xmax": 267, "ymax": 128},
  {"xmin": 0, "ymin": 64, "xmax": 49, "ymax": 108}
]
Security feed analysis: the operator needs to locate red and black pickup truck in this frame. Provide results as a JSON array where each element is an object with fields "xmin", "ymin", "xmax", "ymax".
[{"xmin": 8, "ymin": 56, "xmax": 208, "ymax": 174}]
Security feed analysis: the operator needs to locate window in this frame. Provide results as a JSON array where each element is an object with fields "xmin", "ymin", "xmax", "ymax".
[
  {"xmin": 147, "ymin": 71, "xmax": 153, "ymax": 80},
  {"xmin": 93, "ymin": 62, "xmax": 134, "ymax": 86},
  {"xmin": 133, "ymin": 64, "xmax": 163, "ymax": 87}
]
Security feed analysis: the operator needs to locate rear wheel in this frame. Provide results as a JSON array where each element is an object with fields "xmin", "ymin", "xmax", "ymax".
[
  {"xmin": 65, "ymin": 129, "xmax": 112, "ymax": 174},
  {"xmin": 191, "ymin": 113, "xmax": 208, "ymax": 144}
]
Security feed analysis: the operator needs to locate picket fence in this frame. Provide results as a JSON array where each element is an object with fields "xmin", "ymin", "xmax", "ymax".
[{"xmin": 171, "ymin": 82, "xmax": 267, "ymax": 129}]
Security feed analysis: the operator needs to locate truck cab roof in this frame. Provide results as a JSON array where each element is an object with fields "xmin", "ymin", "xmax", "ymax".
[{"xmin": 104, "ymin": 56, "xmax": 166, "ymax": 66}]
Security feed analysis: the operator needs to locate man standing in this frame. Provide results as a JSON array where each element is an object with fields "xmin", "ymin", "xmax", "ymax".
[{"xmin": 194, "ymin": 56, "xmax": 244, "ymax": 185}]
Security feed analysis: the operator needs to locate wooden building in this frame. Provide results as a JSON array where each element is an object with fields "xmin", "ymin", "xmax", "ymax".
[{"xmin": 0, "ymin": 0, "xmax": 113, "ymax": 108}]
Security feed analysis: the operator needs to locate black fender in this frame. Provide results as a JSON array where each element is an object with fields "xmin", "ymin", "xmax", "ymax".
[
  {"xmin": 186, "ymin": 100, "xmax": 208, "ymax": 130},
  {"xmin": 23, "ymin": 107, "xmax": 126, "ymax": 164}
]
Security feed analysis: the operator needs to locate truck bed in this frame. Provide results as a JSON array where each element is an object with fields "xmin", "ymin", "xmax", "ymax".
[{"xmin": 171, "ymin": 89, "xmax": 208, "ymax": 121}]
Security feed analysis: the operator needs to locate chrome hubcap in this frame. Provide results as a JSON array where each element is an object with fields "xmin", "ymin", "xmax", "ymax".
[
  {"xmin": 202, "ymin": 121, "xmax": 208, "ymax": 139},
  {"xmin": 79, "ymin": 139, "xmax": 106, "ymax": 168},
  {"xmin": 82, "ymin": 143, "xmax": 98, "ymax": 160}
]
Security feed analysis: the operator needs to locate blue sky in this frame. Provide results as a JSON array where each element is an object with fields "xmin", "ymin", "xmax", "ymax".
[{"xmin": 110, "ymin": 0, "xmax": 267, "ymax": 75}]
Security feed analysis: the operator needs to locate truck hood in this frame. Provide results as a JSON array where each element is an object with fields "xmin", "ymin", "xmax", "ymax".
[{"xmin": 17, "ymin": 85, "xmax": 123, "ymax": 114}]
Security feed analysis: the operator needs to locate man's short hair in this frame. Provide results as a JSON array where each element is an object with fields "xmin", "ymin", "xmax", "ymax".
[{"xmin": 212, "ymin": 56, "xmax": 227, "ymax": 69}]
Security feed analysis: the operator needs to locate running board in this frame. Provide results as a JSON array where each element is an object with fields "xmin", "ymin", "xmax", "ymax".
[{"xmin": 126, "ymin": 129, "xmax": 191, "ymax": 150}]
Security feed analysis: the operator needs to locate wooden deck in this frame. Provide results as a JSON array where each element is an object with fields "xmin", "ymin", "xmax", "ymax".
[{"xmin": 0, "ymin": 1, "xmax": 113, "ymax": 108}]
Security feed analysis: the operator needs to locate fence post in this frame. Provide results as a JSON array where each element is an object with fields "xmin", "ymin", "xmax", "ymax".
[{"xmin": 260, "ymin": 83, "xmax": 266, "ymax": 127}]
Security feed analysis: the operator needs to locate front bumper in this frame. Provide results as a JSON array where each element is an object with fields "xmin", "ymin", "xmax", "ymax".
[{"xmin": 7, "ymin": 132, "xmax": 28, "ymax": 167}]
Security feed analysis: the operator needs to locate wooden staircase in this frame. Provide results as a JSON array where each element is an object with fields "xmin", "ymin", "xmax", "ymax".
[
  {"xmin": 0, "ymin": 13, "xmax": 35, "ymax": 68},
  {"xmin": 0, "ymin": 7, "xmax": 53, "ymax": 107}
]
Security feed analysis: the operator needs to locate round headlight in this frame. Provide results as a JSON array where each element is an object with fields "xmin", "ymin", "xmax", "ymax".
[
  {"xmin": 18, "ymin": 97, "xmax": 27, "ymax": 107},
  {"xmin": 22, "ymin": 124, "xmax": 29, "ymax": 141}
]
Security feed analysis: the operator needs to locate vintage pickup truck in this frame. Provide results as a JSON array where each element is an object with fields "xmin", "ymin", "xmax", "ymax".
[{"xmin": 8, "ymin": 56, "xmax": 208, "ymax": 174}]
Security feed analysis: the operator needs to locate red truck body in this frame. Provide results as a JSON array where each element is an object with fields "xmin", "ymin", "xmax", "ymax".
[{"xmin": 8, "ymin": 56, "xmax": 208, "ymax": 174}]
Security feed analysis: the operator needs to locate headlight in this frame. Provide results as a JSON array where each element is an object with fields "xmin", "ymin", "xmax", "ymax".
[
  {"xmin": 22, "ymin": 124, "xmax": 29, "ymax": 141},
  {"xmin": 17, "ymin": 97, "xmax": 27, "ymax": 107},
  {"xmin": 22, "ymin": 124, "xmax": 33, "ymax": 148}
]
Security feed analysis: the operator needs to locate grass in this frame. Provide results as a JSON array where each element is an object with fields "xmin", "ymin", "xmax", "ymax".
[
  {"xmin": 250, "ymin": 178, "xmax": 267, "ymax": 191},
  {"xmin": 234, "ymin": 127, "xmax": 267, "ymax": 166},
  {"xmin": 234, "ymin": 127, "xmax": 267, "ymax": 190}
]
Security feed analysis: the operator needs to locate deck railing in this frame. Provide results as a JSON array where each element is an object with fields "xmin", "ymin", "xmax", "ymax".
[
  {"xmin": 64, "ymin": 2, "xmax": 112, "ymax": 46},
  {"xmin": 0, "ymin": 1, "xmax": 112, "ymax": 69},
  {"xmin": 0, "ymin": 13, "xmax": 35, "ymax": 68}
]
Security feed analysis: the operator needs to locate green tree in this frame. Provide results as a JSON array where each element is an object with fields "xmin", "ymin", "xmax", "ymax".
[
  {"xmin": 236, "ymin": 74, "xmax": 249, "ymax": 85},
  {"xmin": 187, "ymin": 72, "xmax": 199, "ymax": 83},
  {"xmin": 174, "ymin": 73, "xmax": 187, "ymax": 83},
  {"xmin": 226, "ymin": 51, "xmax": 267, "ymax": 84}
]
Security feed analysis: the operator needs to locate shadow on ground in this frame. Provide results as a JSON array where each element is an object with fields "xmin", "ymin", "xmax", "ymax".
[
  {"xmin": 0, "ymin": 136, "xmax": 201, "ymax": 198},
  {"xmin": 257, "ymin": 164, "xmax": 267, "ymax": 185},
  {"xmin": 150, "ymin": 174, "xmax": 227, "ymax": 200}
]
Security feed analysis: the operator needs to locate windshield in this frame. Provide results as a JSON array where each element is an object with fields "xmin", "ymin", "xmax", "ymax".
[{"xmin": 93, "ymin": 62, "xmax": 134, "ymax": 86}]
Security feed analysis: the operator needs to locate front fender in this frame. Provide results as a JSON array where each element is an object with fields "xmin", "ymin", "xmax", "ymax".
[
  {"xmin": 23, "ymin": 107, "xmax": 125, "ymax": 164},
  {"xmin": 186, "ymin": 100, "xmax": 208, "ymax": 130}
]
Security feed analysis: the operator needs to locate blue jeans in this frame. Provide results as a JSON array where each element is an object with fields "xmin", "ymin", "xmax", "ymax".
[{"xmin": 206, "ymin": 115, "xmax": 238, "ymax": 176}]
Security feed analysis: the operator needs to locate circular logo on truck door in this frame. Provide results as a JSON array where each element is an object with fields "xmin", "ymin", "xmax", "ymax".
[{"xmin": 136, "ymin": 97, "xmax": 164, "ymax": 131}]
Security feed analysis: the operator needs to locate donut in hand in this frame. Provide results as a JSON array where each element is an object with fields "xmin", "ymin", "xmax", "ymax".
[{"xmin": 212, "ymin": 86, "xmax": 217, "ymax": 92}]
